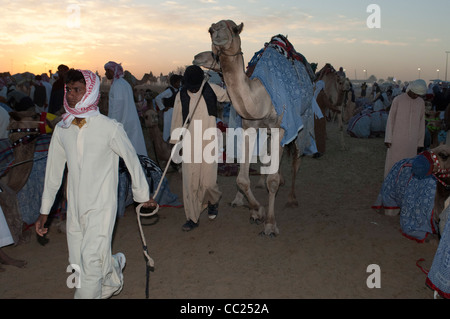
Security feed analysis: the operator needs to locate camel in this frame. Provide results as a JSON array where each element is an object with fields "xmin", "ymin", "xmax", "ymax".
[
  {"xmin": 0, "ymin": 111, "xmax": 55, "ymax": 242},
  {"xmin": 315, "ymin": 64, "xmax": 347, "ymax": 150},
  {"xmin": 342, "ymin": 77, "xmax": 356, "ymax": 123},
  {"xmin": 194, "ymin": 20, "xmax": 314, "ymax": 236},
  {"xmin": 1, "ymin": 111, "xmax": 42, "ymax": 194},
  {"xmin": 143, "ymin": 108, "xmax": 174, "ymax": 168}
]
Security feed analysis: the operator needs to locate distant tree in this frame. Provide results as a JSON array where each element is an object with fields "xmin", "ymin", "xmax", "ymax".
[
  {"xmin": 175, "ymin": 66, "xmax": 186, "ymax": 75},
  {"xmin": 148, "ymin": 71, "xmax": 157, "ymax": 83},
  {"xmin": 367, "ymin": 75, "xmax": 377, "ymax": 83}
]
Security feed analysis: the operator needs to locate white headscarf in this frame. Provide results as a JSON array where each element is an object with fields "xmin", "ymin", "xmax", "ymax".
[
  {"xmin": 59, "ymin": 69, "xmax": 100, "ymax": 128},
  {"xmin": 407, "ymin": 79, "xmax": 427, "ymax": 96}
]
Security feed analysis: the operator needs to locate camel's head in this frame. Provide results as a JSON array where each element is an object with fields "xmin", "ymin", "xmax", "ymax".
[
  {"xmin": 143, "ymin": 108, "xmax": 159, "ymax": 128},
  {"xmin": 209, "ymin": 20, "xmax": 243, "ymax": 53},
  {"xmin": 7, "ymin": 111, "xmax": 42, "ymax": 145},
  {"xmin": 193, "ymin": 51, "xmax": 221, "ymax": 72},
  {"xmin": 342, "ymin": 78, "xmax": 351, "ymax": 91},
  {"xmin": 316, "ymin": 63, "xmax": 346, "ymax": 106}
]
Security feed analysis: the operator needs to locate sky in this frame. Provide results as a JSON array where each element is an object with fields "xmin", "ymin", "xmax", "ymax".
[{"xmin": 1, "ymin": 0, "xmax": 449, "ymax": 83}]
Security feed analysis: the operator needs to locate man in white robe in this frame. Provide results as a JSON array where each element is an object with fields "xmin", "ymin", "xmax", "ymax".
[
  {"xmin": 384, "ymin": 79, "xmax": 427, "ymax": 177},
  {"xmin": 35, "ymin": 69, "xmax": 156, "ymax": 299},
  {"xmin": 104, "ymin": 61, "xmax": 148, "ymax": 156}
]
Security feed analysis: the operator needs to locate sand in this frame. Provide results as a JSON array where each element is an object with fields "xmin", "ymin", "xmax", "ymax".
[{"xmin": 0, "ymin": 120, "xmax": 439, "ymax": 299}]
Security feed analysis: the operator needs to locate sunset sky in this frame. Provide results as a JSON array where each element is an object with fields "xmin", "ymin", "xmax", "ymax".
[{"xmin": 1, "ymin": 0, "xmax": 449, "ymax": 83}]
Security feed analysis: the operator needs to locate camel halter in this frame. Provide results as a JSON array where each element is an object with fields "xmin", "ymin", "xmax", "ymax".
[
  {"xmin": 428, "ymin": 150, "xmax": 450, "ymax": 190},
  {"xmin": 212, "ymin": 22, "xmax": 243, "ymax": 58},
  {"xmin": 8, "ymin": 115, "xmax": 46, "ymax": 148},
  {"xmin": 135, "ymin": 74, "xmax": 211, "ymax": 299},
  {"xmin": 0, "ymin": 120, "xmax": 47, "ymax": 175},
  {"xmin": 9, "ymin": 125, "xmax": 43, "ymax": 147},
  {"xmin": 214, "ymin": 45, "xmax": 243, "ymax": 58}
]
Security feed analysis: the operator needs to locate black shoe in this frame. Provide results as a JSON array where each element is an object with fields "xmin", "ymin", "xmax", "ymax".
[
  {"xmin": 208, "ymin": 201, "xmax": 219, "ymax": 220},
  {"xmin": 182, "ymin": 220, "xmax": 198, "ymax": 231},
  {"xmin": 312, "ymin": 152, "xmax": 323, "ymax": 159}
]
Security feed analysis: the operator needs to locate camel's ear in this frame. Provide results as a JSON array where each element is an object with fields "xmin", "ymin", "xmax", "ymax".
[{"xmin": 233, "ymin": 22, "xmax": 244, "ymax": 35}]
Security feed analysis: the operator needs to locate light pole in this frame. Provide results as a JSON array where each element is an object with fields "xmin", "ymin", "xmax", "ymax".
[
  {"xmin": 418, "ymin": 68, "xmax": 421, "ymax": 79},
  {"xmin": 446, "ymin": 51, "xmax": 450, "ymax": 82},
  {"xmin": 437, "ymin": 69, "xmax": 440, "ymax": 79},
  {"xmin": 364, "ymin": 69, "xmax": 367, "ymax": 81}
]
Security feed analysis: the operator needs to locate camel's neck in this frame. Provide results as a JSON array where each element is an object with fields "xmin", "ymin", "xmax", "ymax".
[
  {"xmin": 322, "ymin": 75, "xmax": 342, "ymax": 107},
  {"xmin": 147, "ymin": 125, "xmax": 162, "ymax": 139},
  {"xmin": 219, "ymin": 52, "xmax": 272, "ymax": 120},
  {"xmin": 6, "ymin": 141, "xmax": 36, "ymax": 193}
]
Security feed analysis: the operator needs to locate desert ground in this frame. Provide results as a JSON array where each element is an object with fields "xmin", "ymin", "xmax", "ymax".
[{"xmin": 0, "ymin": 116, "xmax": 440, "ymax": 300}]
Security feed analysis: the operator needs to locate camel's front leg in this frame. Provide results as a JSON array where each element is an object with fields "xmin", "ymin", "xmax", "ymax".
[
  {"xmin": 261, "ymin": 129, "xmax": 284, "ymax": 236},
  {"xmin": 235, "ymin": 132, "xmax": 265, "ymax": 225}
]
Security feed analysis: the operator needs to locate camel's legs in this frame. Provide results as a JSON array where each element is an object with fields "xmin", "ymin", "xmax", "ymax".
[
  {"xmin": 263, "ymin": 152, "xmax": 283, "ymax": 236},
  {"xmin": 260, "ymin": 128, "xmax": 286, "ymax": 236},
  {"xmin": 235, "ymin": 132, "xmax": 265, "ymax": 224}
]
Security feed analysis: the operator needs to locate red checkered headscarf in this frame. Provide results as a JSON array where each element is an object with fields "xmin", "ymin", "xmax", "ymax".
[
  {"xmin": 104, "ymin": 61, "xmax": 124, "ymax": 84},
  {"xmin": 59, "ymin": 69, "xmax": 100, "ymax": 128}
]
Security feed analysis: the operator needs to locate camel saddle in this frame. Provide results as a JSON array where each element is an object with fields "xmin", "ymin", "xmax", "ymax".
[{"xmin": 246, "ymin": 34, "xmax": 315, "ymax": 82}]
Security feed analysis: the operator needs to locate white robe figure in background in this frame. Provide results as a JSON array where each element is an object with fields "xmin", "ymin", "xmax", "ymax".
[
  {"xmin": 155, "ymin": 74, "xmax": 182, "ymax": 142},
  {"xmin": 104, "ymin": 61, "xmax": 148, "ymax": 156}
]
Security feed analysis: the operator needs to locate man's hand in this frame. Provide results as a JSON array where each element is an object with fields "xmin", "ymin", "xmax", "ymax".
[
  {"xmin": 385, "ymin": 142, "xmax": 392, "ymax": 148},
  {"xmin": 142, "ymin": 198, "xmax": 158, "ymax": 209},
  {"xmin": 35, "ymin": 214, "xmax": 49, "ymax": 237}
]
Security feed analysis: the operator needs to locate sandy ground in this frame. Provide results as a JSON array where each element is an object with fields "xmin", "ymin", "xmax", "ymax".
[{"xmin": 0, "ymin": 120, "xmax": 439, "ymax": 300}]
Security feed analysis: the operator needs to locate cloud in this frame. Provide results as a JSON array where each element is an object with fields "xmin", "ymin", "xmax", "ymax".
[{"xmin": 361, "ymin": 39, "xmax": 409, "ymax": 46}]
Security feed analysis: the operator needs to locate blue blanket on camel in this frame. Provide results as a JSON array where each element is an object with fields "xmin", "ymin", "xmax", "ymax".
[{"xmin": 248, "ymin": 35, "xmax": 314, "ymax": 149}]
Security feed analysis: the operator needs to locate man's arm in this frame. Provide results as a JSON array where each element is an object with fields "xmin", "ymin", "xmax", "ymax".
[
  {"xmin": 155, "ymin": 88, "xmax": 172, "ymax": 111},
  {"xmin": 110, "ymin": 123, "xmax": 151, "ymax": 203},
  {"xmin": 36, "ymin": 128, "xmax": 67, "ymax": 236}
]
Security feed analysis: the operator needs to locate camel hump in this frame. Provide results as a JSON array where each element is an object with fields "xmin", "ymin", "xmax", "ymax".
[{"xmin": 246, "ymin": 34, "xmax": 315, "ymax": 81}]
